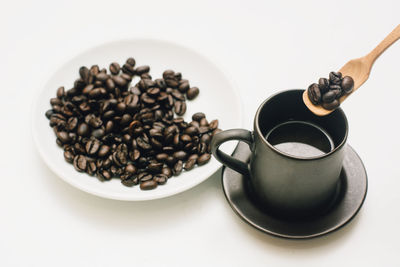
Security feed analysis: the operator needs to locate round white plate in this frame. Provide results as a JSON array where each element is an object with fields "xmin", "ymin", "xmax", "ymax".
[{"xmin": 32, "ymin": 39, "xmax": 243, "ymax": 201}]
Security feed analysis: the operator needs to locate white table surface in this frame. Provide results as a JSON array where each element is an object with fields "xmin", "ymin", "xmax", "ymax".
[{"xmin": 1, "ymin": 0, "xmax": 400, "ymax": 266}]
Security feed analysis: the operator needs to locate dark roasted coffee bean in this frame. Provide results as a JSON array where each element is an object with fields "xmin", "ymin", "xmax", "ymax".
[
  {"xmin": 329, "ymin": 71, "xmax": 342, "ymax": 85},
  {"xmin": 178, "ymin": 81, "xmax": 190, "ymax": 93},
  {"xmin": 192, "ymin": 112, "xmax": 205, "ymax": 122},
  {"xmin": 120, "ymin": 114, "xmax": 132, "ymax": 126},
  {"xmin": 184, "ymin": 126, "xmax": 199, "ymax": 135},
  {"xmin": 92, "ymin": 128, "xmax": 105, "ymax": 138},
  {"xmin": 103, "ymin": 110, "xmax": 116, "ymax": 120},
  {"xmin": 89, "ymin": 116, "xmax": 103, "ymax": 128},
  {"xmin": 86, "ymin": 161, "xmax": 97, "ymax": 176},
  {"xmin": 96, "ymin": 72, "xmax": 109, "ymax": 82},
  {"xmin": 171, "ymin": 90, "xmax": 185, "ymax": 101},
  {"xmin": 112, "ymin": 76, "xmax": 127, "ymax": 88},
  {"xmin": 121, "ymin": 73, "xmax": 132, "ymax": 82},
  {"xmin": 138, "ymin": 172, "xmax": 153, "ymax": 182},
  {"xmin": 97, "ymin": 169, "xmax": 112, "ymax": 181},
  {"xmin": 121, "ymin": 177, "xmax": 139, "ymax": 186},
  {"xmin": 197, "ymin": 153, "xmax": 211, "ymax": 165},
  {"xmin": 187, "ymin": 87, "xmax": 199, "ymax": 100},
  {"xmin": 128, "ymin": 149, "xmax": 140, "ymax": 162},
  {"xmin": 174, "ymin": 101, "xmax": 186, "ymax": 116},
  {"xmin": 307, "ymin": 83, "xmax": 321, "ymax": 105},
  {"xmin": 148, "ymin": 162, "xmax": 163, "ymax": 174},
  {"xmin": 209, "ymin": 119, "xmax": 218, "ymax": 130},
  {"xmin": 73, "ymin": 155, "xmax": 87, "ymax": 172},
  {"xmin": 173, "ymin": 160, "xmax": 183, "ymax": 175},
  {"xmin": 50, "ymin": 98, "xmax": 62, "ymax": 106},
  {"xmin": 322, "ymin": 91, "xmax": 336, "ymax": 103},
  {"xmin": 163, "ymin": 70, "xmax": 174, "ymax": 79},
  {"xmin": 137, "ymin": 136, "xmax": 152, "ymax": 150},
  {"xmin": 198, "ymin": 142, "xmax": 207, "ymax": 154},
  {"xmin": 122, "ymin": 63, "xmax": 135, "ymax": 75},
  {"xmin": 109, "ymin": 62, "xmax": 120, "ymax": 75},
  {"xmin": 154, "ymin": 174, "xmax": 168, "ymax": 185},
  {"xmin": 165, "ymin": 78, "xmax": 179, "ymax": 88},
  {"xmin": 180, "ymin": 134, "xmax": 192, "ymax": 143},
  {"xmin": 124, "ymin": 163, "xmax": 136, "ymax": 174},
  {"xmin": 184, "ymin": 159, "xmax": 196, "ymax": 171},
  {"xmin": 199, "ymin": 118, "xmax": 208, "ymax": 126},
  {"xmin": 188, "ymin": 154, "xmax": 199, "ymax": 161},
  {"xmin": 156, "ymin": 153, "xmax": 168, "ymax": 162},
  {"xmin": 322, "ymin": 99, "xmax": 340, "ymax": 110},
  {"xmin": 140, "ymin": 180, "xmax": 157, "ymax": 190},
  {"xmin": 112, "ymin": 150, "xmax": 128, "ymax": 167},
  {"xmin": 64, "ymin": 151, "xmax": 75, "ymax": 163},
  {"xmin": 155, "ymin": 78, "xmax": 166, "ymax": 89},
  {"xmin": 98, "ymin": 145, "xmax": 111, "ymax": 157},
  {"xmin": 166, "ymin": 156, "xmax": 177, "ymax": 166},
  {"xmin": 57, "ymin": 131, "xmax": 70, "ymax": 144},
  {"xmin": 90, "ymin": 65, "xmax": 100, "ymax": 76},
  {"xmin": 318, "ymin": 78, "xmax": 330, "ymax": 94},
  {"xmin": 105, "ymin": 78, "xmax": 115, "ymax": 91},
  {"xmin": 173, "ymin": 151, "xmax": 187, "ymax": 160},
  {"xmin": 57, "ymin": 86, "xmax": 65, "ymax": 99},
  {"xmin": 86, "ymin": 139, "xmax": 101, "ymax": 155},
  {"xmin": 126, "ymin": 57, "xmax": 136, "ymax": 67},
  {"xmin": 45, "ymin": 109, "xmax": 54, "ymax": 119},
  {"xmin": 135, "ymin": 65, "xmax": 150, "ymax": 75},
  {"xmin": 79, "ymin": 66, "xmax": 90, "ymax": 83},
  {"xmin": 174, "ymin": 72, "xmax": 182, "ymax": 80},
  {"xmin": 341, "ymin": 76, "xmax": 354, "ymax": 94},
  {"xmin": 105, "ymin": 121, "xmax": 114, "ymax": 134},
  {"xmin": 201, "ymin": 134, "xmax": 211, "ymax": 144},
  {"xmin": 161, "ymin": 167, "xmax": 172, "ymax": 178}
]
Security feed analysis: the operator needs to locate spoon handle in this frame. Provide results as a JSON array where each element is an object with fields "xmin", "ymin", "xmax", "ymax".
[{"xmin": 366, "ymin": 24, "xmax": 400, "ymax": 64}]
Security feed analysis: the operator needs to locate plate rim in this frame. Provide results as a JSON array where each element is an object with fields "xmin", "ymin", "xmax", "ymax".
[{"xmin": 31, "ymin": 37, "xmax": 245, "ymax": 201}]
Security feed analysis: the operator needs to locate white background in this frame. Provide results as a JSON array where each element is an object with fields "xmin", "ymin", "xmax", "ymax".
[{"xmin": 1, "ymin": 0, "xmax": 400, "ymax": 266}]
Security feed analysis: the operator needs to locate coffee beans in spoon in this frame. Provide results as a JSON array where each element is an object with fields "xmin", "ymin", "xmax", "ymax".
[
  {"xmin": 45, "ymin": 57, "xmax": 221, "ymax": 190},
  {"xmin": 307, "ymin": 71, "xmax": 354, "ymax": 110}
]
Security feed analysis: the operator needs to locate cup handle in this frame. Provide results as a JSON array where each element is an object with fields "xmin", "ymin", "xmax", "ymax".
[{"xmin": 211, "ymin": 129, "xmax": 253, "ymax": 177}]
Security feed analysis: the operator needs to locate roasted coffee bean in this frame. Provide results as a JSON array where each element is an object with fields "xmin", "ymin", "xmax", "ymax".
[
  {"xmin": 341, "ymin": 76, "xmax": 354, "ymax": 93},
  {"xmin": 163, "ymin": 70, "xmax": 175, "ymax": 79},
  {"xmin": 64, "ymin": 151, "xmax": 75, "ymax": 163},
  {"xmin": 103, "ymin": 110, "xmax": 116, "ymax": 120},
  {"xmin": 178, "ymin": 81, "xmax": 190, "ymax": 93},
  {"xmin": 318, "ymin": 78, "xmax": 330, "ymax": 94},
  {"xmin": 97, "ymin": 169, "xmax": 112, "ymax": 181},
  {"xmin": 197, "ymin": 153, "xmax": 211, "ymax": 165},
  {"xmin": 73, "ymin": 155, "xmax": 87, "ymax": 172},
  {"xmin": 90, "ymin": 65, "xmax": 100, "ymax": 76},
  {"xmin": 105, "ymin": 121, "xmax": 114, "ymax": 134},
  {"xmin": 109, "ymin": 62, "xmax": 120, "ymax": 75},
  {"xmin": 79, "ymin": 66, "xmax": 90, "ymax": 82},
  {"xmin": 96, "ymin": 72, "xmax": 109, "ymax": 82},
  {"xmin": 201, "ymin": 134, "xmax": 211, "ymax": 144},
  {"xmin": 180, "ymin": 134, "xmax": 192, "ymax": 143},
  {"xmin": 121, "ymin": 73, "xmax": 132, "ymax": 82},
  {"xmin": 307, "ymin": 83, "xmax": 321, "ymax": 105},
  {"xmin": 165, "ymin": 78, "xmax": 179, "ymax": 88},
  {"xmin": 174, "ymin": 101, "xmax": 186, "ymax": 116},
  {"xmin": 50, "ymin": 98, "xmax": 62, "ymax": 106},
  {"xmin": 129, "ymin": 149, "xmax": 141, "ymax": 162},
  {"xmin": 86, "ymin": 139, "xmax": 101, "ymax": 155},
  {"xmin": 148, "ymin": 162, "xmax": 163, "ymax": 173},
  {"xmin": 138, "ymin": 172, "xmax": 153, "ymax": 182},
  {"xmin": 198, "ymin": 142, "xmax": 207, "ymax": 154},
  {"xmin": 171, "ymin": 90, "xmax": 185, "ymax": 101},
  {"xmin": 112, "ymin": 76, "xmax": 128, "ymax": 87},
  {"xmin": 173, "ymin": 150, "xmax": 187, "ymax": 160},
  {"xmin": 154, "ymin": 174, "xmax": 168, "ymax": 185},
  {"xmin": 185, "ymin": 126, "xmax": 199, "ymax": 135},
  {"xmin": 98, "ymin": 145, "xmax": 111, "ymax": 157},
  {"xmin": 188, "ymin": 154, "xmax": 199, "ymax": 161},
  {"xmin": 126, "ymin": 57, "xmax": 136, "ymax": 67},
  {"xmin": 173, "ymin": 160, "xmax": 183, "ymax": 176},
  {"xmin": 199, "ymin": 118, "xmax": 208, "ymax": 126},
  {"xmin": 92, "ymin": 128, "xmax": 105, "ymax": 138},
  {"xmin": 122, "ymin": 177, "xmax": 139, "ymax": 186},
  {"xmin": 89, "ymin": 116, "xmax": 103, "ymax": 128},
  {"xmin": 135, "ymin": 65, "xmax": 150, "ymax": 75},
  {"xmin": 87, "ymin": 161, "xmax": 97, "ymax": 176},
  {"xmin": 120, "ymin": 114, "xmax": 132, "ymax": 126},
  {"xmin": 112, "ymin": 150, "xmax": 128, "ymax": 167},
  {"xmin": 57, "ymin": 131, "xmax": 70, "ymax": 144},
  {"xmin": 166, "ymin": 156, "xmax": 177, "ymax": 166},
  {"xmin": 57, "ymin": 86, "xmax": 65, "ymax": 99},
  {"xmin": 187, "ymin": 87, "xmax": 199, "ymax": 100},
  {"xmin": 192, "ymin": 112, "xmax": 205, "ymax": 122},
  {"xmin": 66, "ymin": 117, "xmax": 78, "ymax": 131},
  {"xmin": 161, "ymin": 167, "xmax": 172, "ymax": 178},
  {"xmin": 322, "ymin": 91, "xmax": 336, "ymax": 103},
  {"xmin": 329, "ymin": 71, "xmax": 342, "ymax": 85},
  {"xmin": 45, "ymin": 109, "xmax": 54, "ymax": 119},
  {"xmin": 212, "ymin": 128, "xmax": 222, "ymax": 136},
  {"xmin": 140, "ymin": 180, "xmax": 157, "ymax": 190},
  {"xmin": 184, "ymin": 159, "xmax": 196, "ymax": 171},
  {"xmin": 322, "ymin": 99, "xmax": 340, "ymax": 110},
  {"xmin": 122, "ymin": 63, "xmax": 135, "ymax": 75},
  {"xmin": 209, "ymin": 119, "xmax": 218, "ymax": 130}
]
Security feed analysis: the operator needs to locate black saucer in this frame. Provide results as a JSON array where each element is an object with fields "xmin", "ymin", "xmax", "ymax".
[{"xmin": 222, "ymin": 142, "xmax": 368, "ymax": 239}]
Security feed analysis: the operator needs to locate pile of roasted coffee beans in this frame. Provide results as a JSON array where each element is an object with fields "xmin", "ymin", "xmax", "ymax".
[
  {"xmin": 45, "ymin": 57, "xmax": 221, "ymax": 190},
  {"xmin": 307, "ymin": 71, "xmax": 354, "ymax": 110}
]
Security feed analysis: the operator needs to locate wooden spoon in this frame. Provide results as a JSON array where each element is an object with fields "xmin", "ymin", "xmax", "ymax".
[{"xmin": 303, "ymin": 24, "xmax": 400, "ymax": 116}]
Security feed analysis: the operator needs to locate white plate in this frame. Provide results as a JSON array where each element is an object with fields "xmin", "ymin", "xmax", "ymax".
[{"xmin": 32, "ymin": 39, "xmax": 243, "ymax": 201}]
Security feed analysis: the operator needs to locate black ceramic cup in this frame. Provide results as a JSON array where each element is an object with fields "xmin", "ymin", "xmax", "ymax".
[{"xmin": 211, "ymin": 90, "xmax": 348, "ymax": 218}]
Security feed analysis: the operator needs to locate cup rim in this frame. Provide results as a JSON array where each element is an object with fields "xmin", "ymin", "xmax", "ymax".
[{"xmin": 254, "ymin": 89, "xmax": 349, "ymax": 161}]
